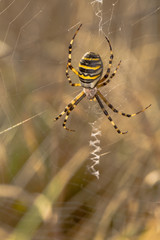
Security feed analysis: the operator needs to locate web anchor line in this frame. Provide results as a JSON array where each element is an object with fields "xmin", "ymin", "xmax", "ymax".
[
  {"xmin": 88, "ymin": 121, "xmax": 102, "ymax": 179},
  {"xmin": 0, "ymin": 111, "xmax": 45, "ymax": 135}
]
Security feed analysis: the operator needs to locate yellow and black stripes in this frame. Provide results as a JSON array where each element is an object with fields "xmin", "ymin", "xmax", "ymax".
[
  {"xmin": 98, "ymin": 60, "xmax": 121, "ymax": 88},
  {"xmin": 98, "ymin": 36, "xmax": 114, "ymax": 84},
  {"xmin": 66, "ymin": 63, "xmax": 80, "ymax": 87},
  {"xmin": 78, "ymin": 52, "xmax": 103, "ymax": 88},
  {"xmin": 54, "ymin": 91, "xmax": 86, "ymax": 131},
  {"xmin": 97, "ymin": 90, "xmax": 151, "ymax": 118},
  {"xmin": 95, "ymin": 94, "xmax": 127, "ymax": 134},
  {"xmin": 55, "ymin": 23, "xmax": 151, "ymax": 134},
  {"xmin": 65, "ymin": 24, "xmax": 82, "ymax": 87}
]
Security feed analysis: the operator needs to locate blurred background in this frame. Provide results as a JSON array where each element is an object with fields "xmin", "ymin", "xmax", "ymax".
[{"xmin": 0, "ymin": 0, "xmax": 159, "ymax": 239}]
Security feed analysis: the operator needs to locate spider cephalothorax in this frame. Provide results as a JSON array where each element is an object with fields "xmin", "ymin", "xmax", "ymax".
[{"xmin": 54, "ymin": 24, "xmax": 151, "ymax": 134}]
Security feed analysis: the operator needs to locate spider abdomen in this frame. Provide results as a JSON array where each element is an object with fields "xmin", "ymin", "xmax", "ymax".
[{"xmin": 78, "ymin": 52, "xmax": 103, "ymax": 88}]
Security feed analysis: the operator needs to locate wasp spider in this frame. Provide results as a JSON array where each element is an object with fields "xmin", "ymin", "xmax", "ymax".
[{"xmin": 54, "ymin": 24, "xmax": 151, "ymax": 134}]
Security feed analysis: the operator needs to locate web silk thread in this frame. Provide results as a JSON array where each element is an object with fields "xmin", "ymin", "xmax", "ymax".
[
  {"xmin": 88, "ymin": 121, "xmax": 102, "ymax": 179},
  {"xmin": 91, "ymin": 0, "xmax": 103, "ymax": 33}
]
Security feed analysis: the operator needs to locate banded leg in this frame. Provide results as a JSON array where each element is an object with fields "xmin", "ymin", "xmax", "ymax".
[
  {"xmin": 54, "ymin": 91, "xmax": 86, "ymax": 131},
  {"xmin": 98, "ymin": 36, "xmax": 114, "ymax": 84},
  {"xmin": 66, "ymin": 63, "xmax": 80, "ymax": 87},
  {"xmin": 98, "ymin": 60, "xmax": 121, "ymax": 88},
  {"xmin": 54, "ymin": 109, "xmax": 67, "ymax": 122},
  {"xmin": 63, "ymin": 111, "xmax": 74, "ymax": 131},
  {"xmin": 97, "ymin": 90, "xmax": 151, "ymax": 117},
  {"xmin": 66, "ymin": 24, "xmax": 82, "ymax": 87},
  {"xmin": 95, "ymin": 94, "xmax": 127, "ymax": 134}
]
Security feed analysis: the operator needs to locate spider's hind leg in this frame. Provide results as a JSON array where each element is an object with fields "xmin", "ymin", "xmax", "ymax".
[
  {"xmin": 98, "ymin": 35, "xmax": 114, "ymax": 85},
  {"xmin": 98, "ymin": 60, "xmax": 121, "ymax": 88},
  {"xmin": 66, "ymin": 24, "xmax": 82, "ymax": 87}
]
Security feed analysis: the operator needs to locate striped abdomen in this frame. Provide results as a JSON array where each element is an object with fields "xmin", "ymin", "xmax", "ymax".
[{"xmin": 78, "ymin": 52, "xmax": 103, "ymax": 88}]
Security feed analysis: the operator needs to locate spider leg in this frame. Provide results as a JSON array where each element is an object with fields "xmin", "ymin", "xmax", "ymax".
[
  {"xmin": 63, "ymin": 111, "xmax": 75, "ymax": 131},
  {"xmin": 66, "ymin": 63, "xmax": 80, "ymax": 87},
  {"xmin": 98, "ymin": 36, "xmax": 114, "ymax": 84},
  {"xmin": 97, "ymin": 90, "xmax": 151, "ymax": 117},
  {"xmin": 97, "ymin": 60, "xmax": 121, "ymax": 88},
  {"xmin": 54, "ymin": 91, "xmax": 86, "ymax": 131},
  {"xmin": 66, "ymin": 24, "xmax": 82, "ymax": 87},
  {"xmin": 95, "ymin": 94, "xmax": 128, "ymax": 134}
]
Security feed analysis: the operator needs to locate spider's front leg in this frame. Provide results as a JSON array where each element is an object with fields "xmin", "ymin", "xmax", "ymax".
[
  {"xmin": 97, "ymin": 90, "xmax": 151, "ymax": 118},
  {"xmin": 54, "ymin": 91, "xmax": 86, "ymax": 131},
  {"xmin": 95, "ymin": 94, "xmax": 128, "ymax": 134}
]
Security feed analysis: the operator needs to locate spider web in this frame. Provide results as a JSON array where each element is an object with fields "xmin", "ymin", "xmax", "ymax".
[{"xmin": 0, "ymin": 1, "xmax": 159, "ymax": 240}]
